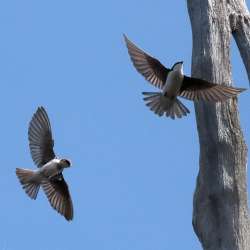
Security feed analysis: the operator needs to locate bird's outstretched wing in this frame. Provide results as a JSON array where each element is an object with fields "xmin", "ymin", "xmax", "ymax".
[
  {"xmin": 28, "ymin": 106, "xmax": 55, "ymax": 167},
  {"xmin": 179, "ymin": 76, "xmax": 246, "ymax": 102},
  {"xmin": 124, "ymin": 34, "xmax": 170, "ymax": 89},
  {"xmin": 41, "ymin": 174, "xmax": 73, "ymax": 221}
]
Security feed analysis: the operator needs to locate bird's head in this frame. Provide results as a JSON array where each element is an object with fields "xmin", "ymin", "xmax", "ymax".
[
  {"xmin": 60, "ymin": 159, "xmax": 71, "ymax": 168},
  {"xmin": 172, "ymin": 61, "xmax": 183, "ymax": 73}
]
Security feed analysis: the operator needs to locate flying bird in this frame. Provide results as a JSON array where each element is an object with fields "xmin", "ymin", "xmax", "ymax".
[
  {"xmin": 124, "ymin": 35, "xmax": 246, "ymax": 119},
  {"xmin": 16, "ymin": 107, "xmax": 73, "ymax": 221}
]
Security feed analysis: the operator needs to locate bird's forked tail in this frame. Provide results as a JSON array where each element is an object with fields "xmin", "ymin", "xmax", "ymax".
[
  {"xmin": 16, "ymin": 168, "xmax": 40, "ymax": 199},
  {"xmin": 142, "ymin": 92, "xmax": 190, "ymax": 119}
]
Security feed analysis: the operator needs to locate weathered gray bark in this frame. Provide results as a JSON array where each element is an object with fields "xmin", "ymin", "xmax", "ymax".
[{"xmin": 187, "ymin": 1, "xmax": 250, "ymax": 249}]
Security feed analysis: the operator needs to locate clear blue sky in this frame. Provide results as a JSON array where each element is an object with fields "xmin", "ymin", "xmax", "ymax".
[{"xmin": 1, "ymin": 1, "xmax": 249, "ymax": 250}]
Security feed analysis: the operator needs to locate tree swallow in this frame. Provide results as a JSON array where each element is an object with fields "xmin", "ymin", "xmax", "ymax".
[
  {"xmin": 124, "ymin": 35, "xmax": 246, "ymax": 119},
  {"xmin": 16, "ymin": 107, "xmax": 73, "ymax": 221}
]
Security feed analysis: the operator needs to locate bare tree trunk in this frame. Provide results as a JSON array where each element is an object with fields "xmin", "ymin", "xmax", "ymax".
[{"xmin": 187, "ymin": 1, "xmax": 250, "ymax": 249}]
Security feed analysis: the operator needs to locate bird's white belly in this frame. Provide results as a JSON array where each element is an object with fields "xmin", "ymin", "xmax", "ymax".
[
  {"xmin": 163, "ymin": 71, "xmax": 184, "ymax": 97},
  {"xmin": 39, "ymin": 159, "xmax": 62, "ymax": 178}
]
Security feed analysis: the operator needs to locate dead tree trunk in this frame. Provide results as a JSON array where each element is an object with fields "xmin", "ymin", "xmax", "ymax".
[{"xmin": 187, "ymin": 0, "xmax": 250, "ymax": 249}]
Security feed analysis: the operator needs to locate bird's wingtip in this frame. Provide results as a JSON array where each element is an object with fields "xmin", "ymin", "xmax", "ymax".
[
  {"xmin": 240, "ymin": 87, "xmax": 247, "ymax": 92},
  {"xmin": 123, "ymin": 34, "xmax": 129, "ymax": 43},
  {"xmin": 37, "ymin": 105, "xmax": 45, "ymax": 112}
]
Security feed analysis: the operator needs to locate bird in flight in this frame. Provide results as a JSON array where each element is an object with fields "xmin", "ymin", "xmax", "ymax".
[
  {"xmin": 16, "ymin": 107, "xmax": 73, "ymax": 221},
  {"xmin": 124, "ymin": 35, "xmax": 246, "ymax": 119}
]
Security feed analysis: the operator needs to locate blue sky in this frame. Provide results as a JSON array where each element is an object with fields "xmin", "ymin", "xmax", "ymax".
[{"xmin": 0, "ymin": 1, "xmax": 249, "ymax": 250}]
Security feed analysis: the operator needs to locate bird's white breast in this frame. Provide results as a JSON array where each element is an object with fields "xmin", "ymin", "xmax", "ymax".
[
  {"xmin": 39, "ymin": 158, "xmax": 62, "ymax": 178},
  {"xmin": 162, "ymin": 70, "xmax": 184, "ymax": 97}
]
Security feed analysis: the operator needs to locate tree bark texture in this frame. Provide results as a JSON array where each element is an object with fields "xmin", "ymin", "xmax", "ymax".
[{"xmin": 187, "ymin": 1, "xmax": 250, "ymax": 249}]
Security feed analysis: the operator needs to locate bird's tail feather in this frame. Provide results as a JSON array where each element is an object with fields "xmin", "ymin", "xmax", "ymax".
[
  {"xmin": 142, "ymin": 92, "xmax": 190, "ymax": 119},
  {"xmin": 16, "ymin": 168, "xmax": 40, "ymax": 199}
]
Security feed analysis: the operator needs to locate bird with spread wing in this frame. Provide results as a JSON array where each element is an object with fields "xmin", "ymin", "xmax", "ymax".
[
  {"xmin": 16, "ymin": 106, "xmax": 73, "ymax": 221},
  {"xmin": 124, "ymin": 35, "xmax": 246, "ymax": 119}
]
